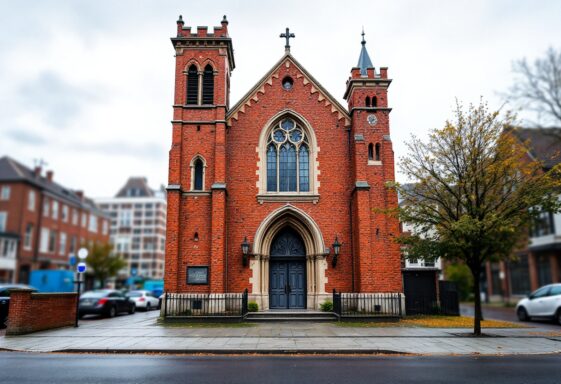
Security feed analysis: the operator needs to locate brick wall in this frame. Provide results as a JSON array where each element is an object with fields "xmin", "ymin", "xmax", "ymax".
[{"xmin": 6, "ymin": 289, "xmax": 77, "ymax": 335}]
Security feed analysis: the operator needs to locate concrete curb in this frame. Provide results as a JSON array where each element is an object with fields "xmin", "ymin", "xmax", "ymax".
[{"xmin": 53, "ymin": 348, "xmax": 411, "ymax": 355}]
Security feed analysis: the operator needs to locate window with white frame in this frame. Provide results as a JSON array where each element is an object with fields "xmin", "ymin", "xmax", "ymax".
[
  {"xmin": 1, "ymin": 186, "xmax": 10, "ymax": 200},
  {"xmin": 0, "ymin": 212, "xmax": 6, "ymax": 232},
  {"xmin": 52, "ymin": 200, "xmax": 59, "ymax": 219},
  {"xmin": 69, "ymin": 236, "xmax": 77, "ymax": 254},
  {"xmin": 81, "ymin": 213, "xmax": 87, "ymax": 228},
  {"xmin": 28, "ymin": 190, "xmax": 36, "ymax": 211},
  {"xmin": 72, "ymin": 209, "xmax": 78, "ymax": 225},
  {"xmin": 102, "ymin": 220, "xmax": 108, "ymax": 235},
  {"xmin": 59, "ymin": 232, "xmax": 67, "ymax": 256},
  {"xmin": 89, "ymin": 215, "xmax": 98, "ymax": 233},
  {"xmin": 48, "ymin": 230, "xmax": 56, "ymax": 253},
  {"xmin": 24, "ymin": 223, "xmax": 33, "ymax": 250},
  {"xmin": 39, "ymin": 228, "xmax": 49, "ymax": 253},
  {"xmin": 119, "ymin": 210, "xmax": 132, "ymax": 227},
  {"xmin": 62, "ymin": 205, "xmax": 69, "ymax": 222},
  {"xmin": 43, "ymin": 198, "xmax": 50, "ymax": 217}
]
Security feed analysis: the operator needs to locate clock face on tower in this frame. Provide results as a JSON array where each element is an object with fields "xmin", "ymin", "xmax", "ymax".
[{"xmin": 367, "ymin": 114, "xmax": 378, "ymax": 126}]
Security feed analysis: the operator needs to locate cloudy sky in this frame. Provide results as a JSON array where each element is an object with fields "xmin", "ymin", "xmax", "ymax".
[{"xmin": 1, "ymin": 0, "xmax": 560, "ymax": 197}]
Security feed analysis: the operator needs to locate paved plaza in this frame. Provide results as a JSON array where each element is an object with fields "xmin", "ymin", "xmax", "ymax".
[{"xmin": 1, "ymin": 311, "xmax": 561, "ymax": 355}]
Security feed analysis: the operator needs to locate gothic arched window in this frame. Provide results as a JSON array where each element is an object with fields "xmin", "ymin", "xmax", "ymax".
[
  {"xmin": 368, "ymin": 143, "xmax": 374, "ymax": 161},
  {"xmin": 365, "ymin": 96, "xmax": 371, "ymax": 107},
  {"xmin": 266, "ymin": 118, "xmax": 310, "ymax": 192},
  {"xmin": 371, "ymin": 96, "xmax": 377, "ymax": 107},
  {"xmin": 202, "ymin": 64, "xmax": 214, "ymax": 104},
  {"xmin": 375, "ymin": 143, "xmax": 381, "ymax": 161},
  {"xmin": 186, "ymin": 65, "xmax": 199, "ymax": 105},
  {"xmin": 191, "ymin": 156, "xmax": 206, "ymax": 191}
]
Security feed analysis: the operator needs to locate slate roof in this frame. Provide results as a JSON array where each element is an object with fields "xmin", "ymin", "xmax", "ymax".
[
  {"xmin": 115, "ymin": 177, "xmax": 155, "ymax": 198},
  {"xmin": 511, "ymin": 127, "xmax": 561, "ymax": 170},
  {"xmin": 357, "ymin": 32, "xmax": 373, "ymax": 76},
  {"xmin": 0, "ymin": 156, "xmax": 107, "ymax": 217}
]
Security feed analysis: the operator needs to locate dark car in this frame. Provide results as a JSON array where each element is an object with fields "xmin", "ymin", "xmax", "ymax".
[
  {"xmin": 78, "ymin": 290, "xmax": 136, "ymax": 318},
  {"xmin": 0, "ymin": 284, "xmax": 37, "ymax": 328}
]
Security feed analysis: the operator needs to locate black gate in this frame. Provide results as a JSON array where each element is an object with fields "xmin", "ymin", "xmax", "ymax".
[
  {"xmin": 403, "ymin": 270, "xmax": 459, "ymax": 315},
  {"xmin": 439, "ymin": 280, "xmax": 460, "ymax": 315}
]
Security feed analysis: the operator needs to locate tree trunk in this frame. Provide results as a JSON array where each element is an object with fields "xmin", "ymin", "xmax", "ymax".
[{"xmin": 471, "ymin": 266, "xmax": 482, "ymax": 336}]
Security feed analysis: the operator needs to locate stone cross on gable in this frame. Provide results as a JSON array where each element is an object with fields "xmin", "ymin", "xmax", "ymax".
[{"xmin": 280, "ymin": 28, "xmax": 295, "ymax": 52}]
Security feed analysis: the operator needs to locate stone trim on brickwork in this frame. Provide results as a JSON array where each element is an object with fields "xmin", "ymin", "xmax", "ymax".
[{"xmin": 226, "ymin": 54, "xmax": 350, "ymax": 127}]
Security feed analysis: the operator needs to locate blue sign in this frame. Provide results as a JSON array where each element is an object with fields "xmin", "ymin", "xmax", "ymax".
[
  {"xmin": 131, "ymin": 268, "xmax": 137, "ymax": 277},
  {"xmin": 77, "ymin": 263, "xmax": 87, "ymax": 273},
  {"xmin": 69, "ymin": 256, "xmax": 77, "ymax": 266}
]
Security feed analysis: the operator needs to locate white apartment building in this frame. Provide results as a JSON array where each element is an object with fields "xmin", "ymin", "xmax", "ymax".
[{"xmin": 96, "ymin": 177, "xmax": 166, "ymax": 280}]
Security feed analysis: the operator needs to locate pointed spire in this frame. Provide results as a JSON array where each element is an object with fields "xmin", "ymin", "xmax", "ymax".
[{"xmin": 357, "ymin": 29, "xmax": 373, "ymax": 76}]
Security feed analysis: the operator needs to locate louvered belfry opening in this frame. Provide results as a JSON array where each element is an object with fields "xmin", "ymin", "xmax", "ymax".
[
  {"xmin": 202, "ymin": 64, "xmax": 214, "ymax": 105},
  {"xmin": 186, "ymin": 65, "xmax": 199, "ymax": 105}
]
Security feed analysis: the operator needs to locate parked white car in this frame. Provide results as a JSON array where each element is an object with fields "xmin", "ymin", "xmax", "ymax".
[
  {"xmin": 126, "ymin": 290, "xmax": 160, "ymax": 311},
  {"xmin": 516, "ymin": 283, "xmax": 561, "ymax": 324}
]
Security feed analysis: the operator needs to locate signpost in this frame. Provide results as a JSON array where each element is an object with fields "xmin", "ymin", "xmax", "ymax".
[{"xmin": 74, "ymin": 247, "xmax": 88, "ymax": 327}]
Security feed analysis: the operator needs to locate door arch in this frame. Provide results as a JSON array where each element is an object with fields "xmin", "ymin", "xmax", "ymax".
[
  {"xmin": 249, "ymin": 205, "xmax": 329, "ymax": 310},
  {"xmin": 269, "ymin": 228, "xmax": 306, "ymax": 309}
]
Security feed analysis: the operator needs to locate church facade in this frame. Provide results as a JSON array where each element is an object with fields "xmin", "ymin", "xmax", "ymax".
[{"xmin": 164, "ymin": 15, "xmax": 402, "ymax": 310}]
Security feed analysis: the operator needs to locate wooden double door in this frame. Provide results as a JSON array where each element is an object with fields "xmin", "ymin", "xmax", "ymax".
[
  {"xmin": 270, "ymin": 260, "xmax": 306, "ymax": 309},
  {"xmin": 269, "ymin": 228, "xmax": 307, "ymax": 309}
]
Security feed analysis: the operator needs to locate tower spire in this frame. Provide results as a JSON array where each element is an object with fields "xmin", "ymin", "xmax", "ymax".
[{"xmin": 357, "ymin": 29, "xmax": 373, "ymax": 76}]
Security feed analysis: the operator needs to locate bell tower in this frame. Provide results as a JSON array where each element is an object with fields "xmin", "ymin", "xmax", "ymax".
[
  {"xmin": 165, "ymin": 16, "xmax": 235, "ymax": 293},
  {"xmin": 344, "ymin": 31, "xmax": 401, "ymax": 293}
]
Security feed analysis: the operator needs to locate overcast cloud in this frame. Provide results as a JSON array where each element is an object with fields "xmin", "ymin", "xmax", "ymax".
[{"xmin": 1, "ymin": 0, "xmax": 560, "ymax": 197}]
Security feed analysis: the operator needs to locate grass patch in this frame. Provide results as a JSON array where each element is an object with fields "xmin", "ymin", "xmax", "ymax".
[
  {"xmin": 336, "ymin": 315, "xmax": 526, "ymax": 328},
  {"xmin": 156, "ymin": 318, "xmax": 255, "ymax": 328}
]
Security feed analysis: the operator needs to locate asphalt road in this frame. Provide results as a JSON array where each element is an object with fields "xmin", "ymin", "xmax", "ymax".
[
  {"xmin": 460, "ymin": 303, "xmax": 561, "ymax": 330},
  {"xmin": 1, "ymin": 352, "xmax": 561, "ymax": 384}
]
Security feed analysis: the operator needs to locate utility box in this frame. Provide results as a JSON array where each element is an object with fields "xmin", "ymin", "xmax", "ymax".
[
  {"xmin": 143, "ymin": 280, "xmax": 164, "ymax": 297},
  {"xmin": 30, "ymin": 270, "xmax": 74, "ymax": 293}
]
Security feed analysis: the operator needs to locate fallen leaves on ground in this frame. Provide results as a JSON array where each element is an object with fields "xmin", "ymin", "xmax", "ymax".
[{"xmin": 337, "ymin": 316, "xmax": 526, "ymax": 328}]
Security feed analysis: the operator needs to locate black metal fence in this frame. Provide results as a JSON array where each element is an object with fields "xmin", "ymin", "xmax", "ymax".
[
  {"xmin": 405, "ymin": 282, "xmax": 460, "ymax": 316},
  {"xmin": 163, "ymin": 289, "xmax": 248, "ymax": 320},
  {"xmin": 332, "ymin": 290, "xmax": 403, "ymax": 318}
]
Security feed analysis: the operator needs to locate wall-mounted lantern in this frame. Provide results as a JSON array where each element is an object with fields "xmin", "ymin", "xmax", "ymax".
[
  {"xmin": 241, "ymin": 236, "xmax": 250, "ymax": 267},
  {"xmin": 332, "ymin": 236, "xmax": 341, "ymax": 267}
]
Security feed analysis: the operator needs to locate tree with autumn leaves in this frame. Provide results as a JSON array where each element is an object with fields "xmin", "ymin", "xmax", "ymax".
[{"xmin": 397, "ymin": 100, "xmax": 561, "ymax": 336}]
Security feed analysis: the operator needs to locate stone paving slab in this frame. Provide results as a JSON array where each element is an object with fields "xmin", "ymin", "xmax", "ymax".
[{"xmin": 1, "ymin": 311, "xmax": 561, "ymax": 355}]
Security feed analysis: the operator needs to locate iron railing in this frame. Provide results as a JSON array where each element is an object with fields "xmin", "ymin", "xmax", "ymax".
[
  {"xmin": 332, "ymin": 290, "xmax": 403, "ymax": 318},
  {"xmin": 163, "ymin": 289, "xmax": 248, "ymax": 320}
]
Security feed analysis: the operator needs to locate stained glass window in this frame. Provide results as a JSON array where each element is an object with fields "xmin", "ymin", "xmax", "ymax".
[
  {"xmin": 299, "ymin": 145, "xmax": 309, "ymax": 192},
  {"xmin": 267, "ymin": 145, "xmax": 277, "ymax": 191},
  {"xmin": 266, "ymin": 118, "xmax": 310, "ymax": 193}
]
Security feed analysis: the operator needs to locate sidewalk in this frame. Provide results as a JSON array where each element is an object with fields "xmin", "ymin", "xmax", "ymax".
[{"xmin": 1, "ymin": 311, "xmax": 560, "ymax": 355}]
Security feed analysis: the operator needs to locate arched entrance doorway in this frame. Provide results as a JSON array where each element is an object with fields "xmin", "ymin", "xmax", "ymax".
[
  {"xmin": 250, "ymin": 205, "xmax": 329, "ymax": 310},
  {"xmin": 269, "ymin": 228, "xmax": 306, "ymax": 309}
]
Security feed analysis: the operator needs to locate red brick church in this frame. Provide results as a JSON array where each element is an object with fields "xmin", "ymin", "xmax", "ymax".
[{"xmin": 164, "ymin": 15, "xmax": 402, "ymax": 310}]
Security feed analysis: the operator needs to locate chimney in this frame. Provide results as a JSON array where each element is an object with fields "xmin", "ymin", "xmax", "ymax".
[
  {"xmin": 46, "ymin": 170, "xmax": 54, "ymax": 182},
  {"xmin": 34, "ymin": 166, "xmax": 42, "ymax": 177},
  {"xmin": 76, "ymin": 190, "xmax": 84, "ymax": 201}
]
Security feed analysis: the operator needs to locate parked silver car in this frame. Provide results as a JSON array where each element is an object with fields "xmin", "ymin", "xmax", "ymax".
[
  {"xmin": 516, "ymin": 283, "xmax": 561, "ymax": 324},
  {"xmin": 126, "ymin": 290, "xmax": 160, "ymax": 311}
]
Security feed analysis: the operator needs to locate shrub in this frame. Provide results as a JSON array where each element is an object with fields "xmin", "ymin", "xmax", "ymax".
[
  {"xmin": 247, "ymin": 301, "xmax": 259, "ymax": 312},
  {"xmin": 320, "ymin": 300, "xmax": 333, "ymax": 312},
  {"xmin": 445, "ymin": 263, "xmax": 474, "ymax": 301}
]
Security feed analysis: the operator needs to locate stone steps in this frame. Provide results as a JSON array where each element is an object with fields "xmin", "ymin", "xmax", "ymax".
[{"xmin": 246, "ymin": 311, "xmax": 338, "ymax": 322}]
